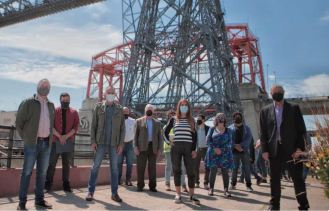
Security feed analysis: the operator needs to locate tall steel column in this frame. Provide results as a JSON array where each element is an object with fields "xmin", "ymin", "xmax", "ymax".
[{"xmin": 121, "ymin": 0, "xmax": 243, "ymax": 121}]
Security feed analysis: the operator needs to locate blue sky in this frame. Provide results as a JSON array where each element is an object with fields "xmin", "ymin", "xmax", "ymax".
[{"xmin": 0, "ymin": 0, "xmax": 328, "ymax": 123}]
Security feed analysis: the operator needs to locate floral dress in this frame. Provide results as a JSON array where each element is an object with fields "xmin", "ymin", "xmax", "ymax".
[{"xmin": 204, "ymin": 127, "xmax": 235, "ymax": 169}]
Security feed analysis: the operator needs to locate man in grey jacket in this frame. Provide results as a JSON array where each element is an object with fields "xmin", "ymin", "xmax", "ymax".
[
  {"xmin": 86, "ymin": 86, "xmax": 125, "ymax": 202},
  {"xmin": 16, "ymin": 79, "xmax": 55, "ymax": 210}
]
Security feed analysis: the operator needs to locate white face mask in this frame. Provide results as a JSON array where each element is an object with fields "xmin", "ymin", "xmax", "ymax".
[{"xmin": 106, "ymin": 94, "xmax": 115, "ymax": 102}]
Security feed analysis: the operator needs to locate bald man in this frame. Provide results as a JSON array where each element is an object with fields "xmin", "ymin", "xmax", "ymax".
[{"xmin": 16, "ymin": 79, "xmax": 55, "ymax": 210}]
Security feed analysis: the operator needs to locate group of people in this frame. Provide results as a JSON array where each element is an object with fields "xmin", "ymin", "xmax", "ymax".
[{"xmin": 15, "ymin": 78, "xmax": 310, "ymax": 211}]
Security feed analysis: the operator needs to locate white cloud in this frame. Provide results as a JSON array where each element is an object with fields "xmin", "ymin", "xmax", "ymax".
[
  {"xmin": 282, "ymin": 74, "xmax": 329, "ymax": 98},
  {"xmin": 0, "ymin": 61, "xmax": 89, "ymax": 88},
  {"xmin": 320, "ymin": 9, "xmax": 329, "ymax": 22},
  {"xmin": 268, "ymin": 74, "xmax": 276, "ymax": 80},
  {"xmin": 84, "ymin": 3, "xmax": 111, "ymax": 20},
  {"xmin": 0, "ymin": 22, "xmax": 122, "ymax": 62}
]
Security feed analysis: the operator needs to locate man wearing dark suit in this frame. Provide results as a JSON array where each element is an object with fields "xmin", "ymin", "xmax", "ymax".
[
  {"xmin": 194, "ymin": 114, "xmax": 210, "ymax": 189},
  {"xmin": 260, "ymin": 84, "xmax": 309, "ymax": 211},
  {"xmin": 134, "ymin": 104, "xmax": 163, "ymax": 192}
]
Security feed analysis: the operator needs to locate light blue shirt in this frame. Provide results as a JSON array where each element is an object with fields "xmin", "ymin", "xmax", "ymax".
[
  {"xmin": 274, "ymin": 102, "xmax": 284, "ymax": 140},
  {"xmin": 197, "ymin": 127, "xmax": 207, "ymax": 148},
  {"xmin": 146, "ymin": 118, "xmax": 153, "ymax": 142}
]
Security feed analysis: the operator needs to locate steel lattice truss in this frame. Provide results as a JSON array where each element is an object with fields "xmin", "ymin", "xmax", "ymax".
[
  {"xmin": 121, "ymin": 0, "xmax": 243, "ymax": 120},
  {"xmin": 0, "ymin": 0, "xmax": 107, "ymax": 28}
]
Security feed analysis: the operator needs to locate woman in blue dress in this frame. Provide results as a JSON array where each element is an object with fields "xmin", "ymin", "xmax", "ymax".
[{"xmin": 204, "ymin": 113, "xmax": 234, "ymax": 197}]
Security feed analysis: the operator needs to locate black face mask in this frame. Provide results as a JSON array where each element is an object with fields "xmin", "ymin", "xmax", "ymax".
[
  {"xmin": 272, "ymin": 92, "xmax": 284, "ymax": 102},
  {"xmin": 124, "ymin": 114, "xmax": 129, "ymax": 119},
  {"xmin": 61, "ymin": 102, "xmax": 70, "ymax": 109},
  {"xmin": 146, "ymin": 110, "xmax": 153, "ymax": 117},
  {"xmin": 234, "ymin": 118, "xmax": 242, "ymax": 124},
  {"xmin": 197, "ymin": 120, "xmax": 203, "ymax": 125},
  {"xmin": 218, "ymin": 118, "xmax": 224, "ymax": 124}
]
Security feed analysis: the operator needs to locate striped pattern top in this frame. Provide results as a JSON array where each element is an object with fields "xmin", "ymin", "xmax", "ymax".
[
  {"xmin": 172, "ymin": 118, "xmax": 192, "ymax": 142},
  {"xmin": 163, "ymin": 117, "xmax": 197, "ymax": 151}
]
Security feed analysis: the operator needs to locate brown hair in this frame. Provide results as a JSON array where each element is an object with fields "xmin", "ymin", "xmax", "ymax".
[
  {"xmin": 166, "ymin": 109, "xmax": 176, "ymax": 121},
  {"xmin": 176, "ymin": 99, "xmax": 195, "ymax": 132},
  {"xmin": 213, "ymin": 113, "xmax": 227, "ymax": 127}
]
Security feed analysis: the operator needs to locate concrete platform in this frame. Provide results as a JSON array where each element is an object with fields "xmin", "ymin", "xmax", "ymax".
[{"xmin": 0, "ymin": 175, "xmax": 328, "ymax": 210}]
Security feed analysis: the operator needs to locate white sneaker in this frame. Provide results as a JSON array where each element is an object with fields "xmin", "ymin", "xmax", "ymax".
[
  {"xmin": 247, "ymin": 187, "xmax": 253, "ymax": 192},
  {"xmin": 188, "ymin": 195, "xmax": 200, "ymax": 205},
  {"xmin": 174, "ymin": 194, "xmax": 182, "ymax": 204}
]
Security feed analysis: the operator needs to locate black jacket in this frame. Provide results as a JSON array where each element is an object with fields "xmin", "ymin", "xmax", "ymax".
[
  {"xmin": 260, "ymin": 100, "xmax": 306, "ymax": 157},
  {"xmin": 249, "ymin": 137, "xmax": 255, "ymax": 163}
]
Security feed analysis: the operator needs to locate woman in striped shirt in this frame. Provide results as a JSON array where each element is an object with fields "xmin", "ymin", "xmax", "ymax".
[{"xmin": 164, "ymin": 99, "xmax": 199, "ymax": 205}]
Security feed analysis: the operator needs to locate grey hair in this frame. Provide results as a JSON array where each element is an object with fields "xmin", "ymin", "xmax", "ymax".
[
  {"xmin": 270, "ymin": 84, "xmax": 285, "ymax": 93},
  {"xmin": 145, "ymin": 104, "xmax": 154, "ymax": 111},
  {"xmin": 37, "ymin": 78, "xmax": 50, "ymax": 88}
]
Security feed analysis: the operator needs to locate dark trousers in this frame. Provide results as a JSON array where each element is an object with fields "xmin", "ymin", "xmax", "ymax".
[
  {"xmin": 231, "ymin": 152, "xmax": 251, "ymax": 187},
  {"xmin": 45, "ymin": 142, "xmax": 71, "ymax": 189},
  {"xmin": 195, "ymin": 147, "xmax": 210, "ymax": 185},
  {"xmin": 171, "ymin": 142, "xmax": 196, "ymax": 188},
  {"xmin": 209, "ymin": 167, "xmax": 229, "ymax": 190},
  {"xmin": 269, "ymin": 144, "xmax": 309, "ymax": 210},
  {"xmin": 137, "ymin": 142, "xmax": 157, "ymax": 189}
]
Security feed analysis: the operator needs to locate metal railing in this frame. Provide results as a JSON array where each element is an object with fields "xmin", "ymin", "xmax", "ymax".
[{"xmin": 0, "ymin": 124, "xmax": 166, "ymax": 168}]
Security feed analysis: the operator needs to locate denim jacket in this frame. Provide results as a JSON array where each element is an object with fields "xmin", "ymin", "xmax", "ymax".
[{"xmin": 228, "ymin": 124, "xmax": 252, "ymax": 155}]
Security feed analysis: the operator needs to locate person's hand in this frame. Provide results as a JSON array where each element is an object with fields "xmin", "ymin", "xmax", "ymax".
[
  {"xmin": 157, "ymin": 150, "xmax": 162, "ymax": 157},
  {"xmin": 170, "ymin": 141, "xmax": 175, "ymax": 146},
  {"xmin": 60, "ymin": 135, "xmax": 67, "ymax": 145},
  {"xmin": 292, "ymin": 148, "xmax": 302, "ymax": 159},
  {"xmin": 117, "ymin": 146, "xmax": 123, "ymax": 154},
  {"xmin": 191, "ymin": 151, "xmax": 197, "ymax": 159},
  {"xmin": 235, "ymin": 144, "xmax": 243, "ymax": 152},
  {"xmin": 214, "ymin": 148, "xmax": 221, "ymax": 155},
  {"xmin": 134, "ymin": 148, "xmax": 140, "ymax": 155},
  {"xmin": 92, "ymin": 143, "xmax": 98, "ymax": 153},
  {"xmin": 262, "ymin": 152, "xmax": 269, "ymax": 161}
]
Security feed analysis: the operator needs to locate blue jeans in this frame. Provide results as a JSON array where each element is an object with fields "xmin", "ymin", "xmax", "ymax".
[
  {"xmin": 256, "ymin": 149, "xmax": 267, "ymax": 178},
  {"xmin": 164, "ymin": 152, "xmax": 186, "ymax": 186},
  {"xmin": 88, "ymin": 144, "xmax": 119, "ymax": 195},
  {"xmin": 231, "ymin": 153, "xmax": 251, "ymax": 187},
  {"xmin": 19, "ymin": 139, "xmax": 51, "ymax": 203},
  {"xmin": 117, "ymin": 141, "xmax": 134, "ymax": 181},
  {"xmin": 240, "ymin": 163, "xmax": 261, "ymax": 181}
]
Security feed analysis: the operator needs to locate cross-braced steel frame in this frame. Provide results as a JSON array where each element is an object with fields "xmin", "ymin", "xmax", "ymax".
[{"xmin": 121, "ymin": 0, "xmax": 243, "ymax": 121}]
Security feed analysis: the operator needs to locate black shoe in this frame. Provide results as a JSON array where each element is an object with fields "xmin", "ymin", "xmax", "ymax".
[
  {"xmin": 17, "ymin": 202, "xmax": 27, "ymax": 210},
  {"xmin": 150, "ymin": 188, "xmax": 158, "ymax": 192},
  {"xmin": 283, "ymin": 175, "xmax": 288, "ymax": 181},
  {"xmin": 111, "ymin": 194, "xmax": 122, "ymax": 202},
  {"xmin": 137, "ymin": 187, "xmax": 143, "ymax": 192},
  {"xmin": 35, "ymin": 200, "xmax": 52, "ymax": 209},
  {"xmin": 298, "ymin": 208, "xmax": 308, "ymax": 211},
  {"xmin": 86, "ymin": 192, "xmax": 94, "ymax": 201},
  {"xmin": 268, "ymin": 206, "xmax": 280, "ymax": 211},
  {"xmin": 237, "ymin": 179, "xmax": 244, "ymax": 183},
  {"xmin": 256, "ymin": 178, "xmax": 262, "ymax": 186},
  {"xmin": 44, "ymin": 185, "xmax": 51, "ymax": 193},
  {"xmin": 63, "ymin": 186, "xmax": 73, "ymax": 193},
  {"xmin": 261, "ymin": 179, "xmax": 268, "ymax": 183}
]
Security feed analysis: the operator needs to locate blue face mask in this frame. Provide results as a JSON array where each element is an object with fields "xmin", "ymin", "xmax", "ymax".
[{"xmin": 180, "ymin": 106, "xmax": 188, "ymax": 114}]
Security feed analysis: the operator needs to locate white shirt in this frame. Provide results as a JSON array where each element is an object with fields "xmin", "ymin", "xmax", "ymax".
[{"xmin": 125, "ymin": 117, "xmax": 136, "ymax": 142}]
